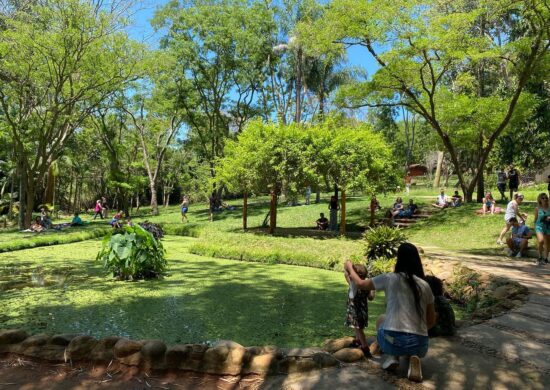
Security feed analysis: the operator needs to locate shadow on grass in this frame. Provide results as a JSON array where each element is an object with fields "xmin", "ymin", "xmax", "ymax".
[{"xmin": 239, "ymin": 226, "xmax": 364, "ymax": 241}]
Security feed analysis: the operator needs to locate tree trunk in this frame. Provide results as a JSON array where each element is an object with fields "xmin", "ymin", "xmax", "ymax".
[
  {"xmin": 44, "ymin": 164, "xmax": 55, "ymax": 205},
  {"xmin": 18, "ymin": 166, "xmax": 26, "ymax": 229},
  {"xmin": 433, "ymin": 151, "xmax": 444, "ymax": 188},
  {"xmin": 7, "ymin": 169, "xmax": 15, "ymax": 220},
  {"xmin": 269, "ymin": 190, "xmax": 277, "ymax": 234},
  {"xmin": 339, "ymin": 189, "xmax": 347, "ymax": 234},
  {"xmin": 295, "ymin": 47, "xmax": 303, "ymax": 124},
  {"xmin": 24, "ymin": 179, "xmax": 34, "ymax": 228},
  {"xmin": 476, "ymin": 170, "xmax": 485, "ymax": 203},
  {"xmin": 243, "ymin": 191, "xmax": 248, "ymax": 230},
  {"xmin": 150, "ymin": 182, "xmax": 159, "ymax": 215}
]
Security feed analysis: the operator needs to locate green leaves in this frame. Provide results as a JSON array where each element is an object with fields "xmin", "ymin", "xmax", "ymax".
[{"xmin": 96, "ymin": 225, "xmax": 167, "ymax": 281}]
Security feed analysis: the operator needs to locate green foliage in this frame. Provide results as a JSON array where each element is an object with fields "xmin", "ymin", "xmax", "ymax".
[
  {"xmin": 363, "ymin": 226, "xmax": 408, "ymax": 260},
  {"xmin": 96, "ymin": 225, "xmax": 167, "ymax": 280},
  {"xmin": 367, "ymin": 257, "xmax": 396, "ymax": 277}
]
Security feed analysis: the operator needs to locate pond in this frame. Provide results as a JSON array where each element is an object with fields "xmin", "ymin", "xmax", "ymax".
[{"xmin": 0, "ymin": 237, "xmax": 386, "ymax": 347}]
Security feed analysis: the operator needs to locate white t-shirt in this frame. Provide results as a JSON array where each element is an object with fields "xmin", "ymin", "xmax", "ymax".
[
  {"xmin": 372, "ymin": 272, "xmax": 434, "ymax": 336},
  {"xmin": 504, "ymin": 200, "xmax": 517, "ymax": 222}
]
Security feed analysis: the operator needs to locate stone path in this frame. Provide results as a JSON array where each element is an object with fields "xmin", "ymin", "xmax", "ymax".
[{"xmin": 262, "ymin": 247, "xmax": 550, "ymax": 390}]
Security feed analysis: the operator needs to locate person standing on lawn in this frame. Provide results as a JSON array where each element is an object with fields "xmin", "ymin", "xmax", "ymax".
[
  {"xmin": 344, "ymin": 243, "xmax": 436, "ymax": 383},
  {"xmin": 534, "ymin": 193, "xmax": 550, "ymax": 265},
  {"xmin": 496, "ymin": 169, "xmax": 507, "ymax": 201},
  {"xmin": 329, "ymin": 195, "xmax": 339, "ymax": 231},
  {"xmin": 508, "ymin": 166, "xmax": 520, "ymax": 201}
]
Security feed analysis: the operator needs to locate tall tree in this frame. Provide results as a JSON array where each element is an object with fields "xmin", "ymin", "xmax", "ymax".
[
  {"xmin": 304, "ymin": 0, "xmax": 550, "ymax": 201},
  {"xmin": 0, "ymin": 0, "xmax": 139, "ymax": 226}
]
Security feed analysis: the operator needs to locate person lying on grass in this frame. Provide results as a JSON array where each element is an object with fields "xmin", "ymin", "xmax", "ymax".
[
  {"xmin": 344, "ymin": 243, "xmax": 436, "ymax": 383},
  {"xmin": 344, "ymin": 263, "xmax": 375, "ymax": 357}
]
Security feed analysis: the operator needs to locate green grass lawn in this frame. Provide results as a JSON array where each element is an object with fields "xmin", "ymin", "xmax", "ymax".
[{"xmin": 0, "ymin": 236, "xmax": 385, "ymax": 347}]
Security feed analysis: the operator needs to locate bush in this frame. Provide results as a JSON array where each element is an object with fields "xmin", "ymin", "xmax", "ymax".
[
  {"xmin": 96, "ymin": 225, "xmax": 167, "ymax": 280},
  {"xmin": 363, "ymin": 225, "xmax": 407, "ymax": 260},
  {"xmin": 138, "ymin": 221, "xmax": 164, "ymax": 240},
  {"xmin": 367, "ymin": 257, "xmax": 396, "ymax": 277}
]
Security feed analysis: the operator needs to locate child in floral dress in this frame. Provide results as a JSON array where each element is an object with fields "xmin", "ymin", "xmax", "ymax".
[{"xmin": 344, "ymin": 263, "xmax": 375, "ymax": 356}]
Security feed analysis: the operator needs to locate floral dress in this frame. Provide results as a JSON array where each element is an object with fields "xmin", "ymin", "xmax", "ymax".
[{"xmin": 345, "ymin": 287, "xmax": 370, "ymax": 329}]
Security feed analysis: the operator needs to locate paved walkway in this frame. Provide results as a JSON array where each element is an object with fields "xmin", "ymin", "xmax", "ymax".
[{"xmin": 262, "ymin": 248, "xmax": 550, "ymax": 390}]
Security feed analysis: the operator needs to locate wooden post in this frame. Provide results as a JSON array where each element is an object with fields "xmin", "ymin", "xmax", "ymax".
[
  {"xmin": 433, "ymin": 151, "xmax": 444, "ymax": 188},
  {"xmin": 269, "ymin": 190, "xmax": 277, "ymax": 234},
  {"xmin": 339, "ymin": 189, "xmax": 346, "ymax": 234},
  {"xmin": 243, "ymin": 191, "xmax": 248, "ymax": 230}
]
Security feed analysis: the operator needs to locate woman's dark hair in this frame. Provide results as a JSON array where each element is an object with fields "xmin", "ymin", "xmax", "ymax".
[
  {"xmin": 425, "ymin": 275, "xmax": 444, "ymax": 296},
  {"xmin": 394, "ymin": 243, "xmax": 425, "ymax": 317}
]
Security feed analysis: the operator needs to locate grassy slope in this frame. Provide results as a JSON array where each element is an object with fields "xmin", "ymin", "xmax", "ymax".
[{"xmin": 0, "ymin": 237, "xmax": 385, "ymax": 347}]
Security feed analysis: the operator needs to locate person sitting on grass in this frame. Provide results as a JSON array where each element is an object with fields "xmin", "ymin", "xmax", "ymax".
[
  {"xmin": 30, "ymin": 216, "xmax": 45, "ymax": 233},
  {"xmin": 482, "ymin": 192, "xmax": 496, "ymax": 215},
  {"xmin": 450, "ymin": 191, "xmax": 462, "ymax": 207},
  {"xmin": 316, "ymin": 213, "xmax": 329, "ymax": 230},
  {"xmin": 398, "ymin": 199, "xmax": 420, "ymax": 219},
  {"xmin": 433, "ymin": 189, "xmax": 448, "ymax": 209},
  {"xmin": 498, "ymin": 193, "xmax": 527, "ymax": 245},
  {"xmin": 110, "ymin": 210, "xmax": 124, "ymax": 229},
  {"xmin": 424, "ymin": 276, "xmax": 456, "ymax": 337},
  {"xmin": 40, "ymin": 207, "xmax": 53, "ymax": 229},
  {"xmin": 506, "ymin": 217, "xmax": 532, "ymax": 258},
  {"xmin": 71, "ymin": 213, "xmax": 84, "ymax": 226},
  {"xmin": 344, "ymin": 263, "xmax": 375, "ymax": 357},
  {"xmin": 392, "ymin": 197, "xmax": 404, "ymax": 217},
  {"xmin": 345, "ymin": 243, "xmax": 435, "ymax": 383}
]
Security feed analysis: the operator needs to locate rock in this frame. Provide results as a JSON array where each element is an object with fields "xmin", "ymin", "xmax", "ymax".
[
  {"xmin": 322, "ymin": 337, "xmax": 354, "ymax": 353},
  {"xmin": 204, "ymin": 340, "xmax": 246, "ymax": 375},
  {"xmin": 66, "ymin": 335, "xmax": 98, "ymax": 360},
  {"xmin": 312, "ymin": 352, "xmax": 339, "ymax": 368},
  {"xmin": 512, "ymin": 300, "xmax": 523, "ymax": 307},
  {"xmin": 278, "ymin": 357, "xmax": 318, "ymax": 374},
  {"xmin": 285, "ymin": 347, "xmax": 324, "ymax": 358},
  {"xmin": 0, "ymin": 329, "xmax": 28, "ymax": 345},
  {"xmin": 50, "ymin": 334, "xmax": 80, "ymax": 346},
  {"xmin": 332, "ymin": 348, "xmax": 364, "ymax": 363},
  {"xmin": 246, "ymin": 345, "xmax": 277, "ymax": 356},
  {"xmin": 492, "ymin": 285, "xmax": 510, "ymax": 300},
  {"xmin": 90, "ymin": 337, "xmax": 120, "ymax": 362},
  {"xmin": 114, "ymin": 339, "xmax": 143, "ymax": 358},
  {"xmin": 165, "ymin": 344, "xmax": 193, "ymax": 368},
  {"xmin": 118, "ymin": 351, "xmax": 142, "ymax": 366},
  {"xmin": 141, "ymin": 340, "xmax": 167, "ymax": 368},
  {"xmin": 21, "ymin": 334, "xmax": 49, "ymax": 348},
  {"xmin": 22, "ymin": 344, "xmax": 66, "ymax": 361},
  {"xmin": 242, "ymin": 353, "xmax": 278, "ymax": 374}
]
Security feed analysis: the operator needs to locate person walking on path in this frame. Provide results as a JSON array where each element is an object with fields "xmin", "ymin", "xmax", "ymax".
[
  {"xmin": 344, "ymin": 243, "xmax": 436, "ymax": 383},
  {"xmin": 404, "ymin": 172, "xmax": 412, "ymax": 195},
  {"xmin": 508, "ymin": 166, "xmax": 520, "ymax": 201},
  {"xmin": 497, "ymin": 193, "xmax": 527, "ymax": 245},
  {"xmin": 496, "ymin": 169, "xmax": 507, "ymax": 201},
  {"xmin": 329, "ymin": 195, "xmax": 339, "ymax": 231},
  {"xmin": 101, "ymin": 196, "xmax": 109, "ymax": 219},
  {"xmin": 180, "ymin": 195, "xmax": 189, "ymax": 223},
  {"xmin": 93, "ymin": 200, "xmax": 103, "ymax": 220},
  {"xmin": 534, "ymin": 193, "xmax": 550, "ymax": 265}
]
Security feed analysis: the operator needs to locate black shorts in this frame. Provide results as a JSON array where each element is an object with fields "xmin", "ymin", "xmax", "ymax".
[{"xmin": 509, "ymin": 183, "xmax": 518, "ymax": 191}]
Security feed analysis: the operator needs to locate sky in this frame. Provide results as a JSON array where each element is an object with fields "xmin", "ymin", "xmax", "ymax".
[{"xmin": 126, "ymin": 0, "xmax": 381, "ymax": 77}]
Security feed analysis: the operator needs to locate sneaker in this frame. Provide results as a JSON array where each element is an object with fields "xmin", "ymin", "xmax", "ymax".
[
  {"xmin": 408, "ymin": 355, "xmax": 423, "ymax": 382},
  {"xmin": 382, "ymin": 356, "xmax": 399, "ymax": 371},
  {"xmin": 515, "ymin": 252, "xmax": 522, "ymax": 258},
  {"xmin": 507, "ymin": 249, "xmax": 514, "ymax": 257}
]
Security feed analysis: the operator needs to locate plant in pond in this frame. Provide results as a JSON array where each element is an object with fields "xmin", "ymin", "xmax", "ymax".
[
  {"xmin": 363, "ymin": 226, "xmax": 407, "ymax": 260},
  {"xmin": 96, "ymin": 225, "xmax": 167, "ymax": 280}
]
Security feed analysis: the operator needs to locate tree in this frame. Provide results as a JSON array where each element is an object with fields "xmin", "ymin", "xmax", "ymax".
[
  {"xmin": 0, "ymin": 0, "xmax": 140, "ymax": 227},
  {"xmin": 303, "ymin": 0, "xmax": 550, "ymax": 202},
  {"xmin": 153, "ymin": 0, "xmax": 275, "ymax": 200},
  {"xmin": 311, "ymin": 118, "xmax": 395, "ymax": 233}
]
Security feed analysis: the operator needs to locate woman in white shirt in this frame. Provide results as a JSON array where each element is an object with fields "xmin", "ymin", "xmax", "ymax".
[{"xmin": 344, "ymin": 243, "xmax": 436, "ymax": 382}]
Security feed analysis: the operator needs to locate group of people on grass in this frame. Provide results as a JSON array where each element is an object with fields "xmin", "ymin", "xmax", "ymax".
[
  {"xmin": 496, "ymin": 192, "xmax": 550, "ymax": 265},
  {"xmin": 432, "ymin": 189, "xmax": 462, "ymax": 209},
  {"xmin": 343, "ymin": 243, "xmax": 455, "ymax": 382}
]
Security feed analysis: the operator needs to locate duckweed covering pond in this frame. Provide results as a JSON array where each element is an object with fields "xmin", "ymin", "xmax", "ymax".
[{"xmin": 0, "ymin": 237, "xmax": 385, "ymax": 347}]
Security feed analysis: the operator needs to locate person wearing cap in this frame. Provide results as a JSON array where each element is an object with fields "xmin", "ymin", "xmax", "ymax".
[{"xmin": 497, "ymin": 193, "xmax": 527, "ymax": 245}]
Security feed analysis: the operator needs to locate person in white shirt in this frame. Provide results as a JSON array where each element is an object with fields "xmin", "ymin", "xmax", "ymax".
[
  {"xmin": 344, "ymin": 243, "xmax": 436, "ymax": 382},
  {"xmin": 432, "ymin": 189, "xmax": 448, "ymax": 209}
]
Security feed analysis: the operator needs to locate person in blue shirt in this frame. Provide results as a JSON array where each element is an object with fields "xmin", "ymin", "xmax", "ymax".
[
  {"xmin": 506, "ymin": 217, "xmax": 532, "ymax": 258},
  {"xmin": 71, "ymin": 213, "xmax": 84, "ymax": 226}
]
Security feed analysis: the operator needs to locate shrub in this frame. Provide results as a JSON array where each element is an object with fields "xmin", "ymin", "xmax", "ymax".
[
  {"xmin": 138, "ymin": 221, "xmax": 164, "ymax": 240},
  {"xmin": 363, "ymin": 225, "xmax": 407, "ymax": 260},
  {"xmin": 367, "ymin": 257, "xmax": 396, "ymax": 277},
  {"xmin": 96, "ymin": 225, "xmax": 167, "ymax": 280}
]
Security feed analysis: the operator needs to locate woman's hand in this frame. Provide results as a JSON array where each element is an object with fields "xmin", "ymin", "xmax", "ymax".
[{"xmin": 344, "ymin": 260, "xmax": 353, "ymax": 272}]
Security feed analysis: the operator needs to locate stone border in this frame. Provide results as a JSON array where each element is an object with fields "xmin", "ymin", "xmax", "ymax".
[{"xmin": 0, "ymin": 331, "xmax": 370, "ymax": 376}]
